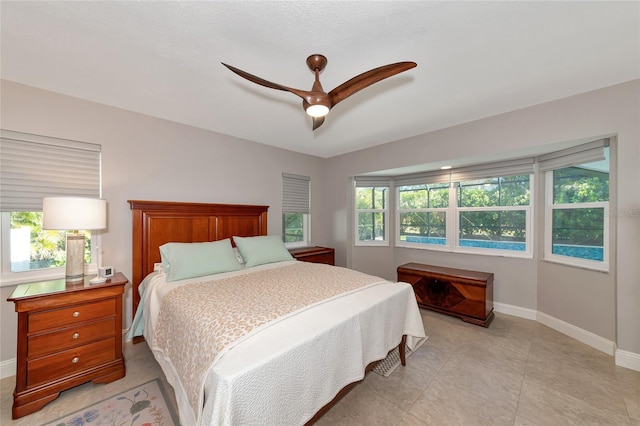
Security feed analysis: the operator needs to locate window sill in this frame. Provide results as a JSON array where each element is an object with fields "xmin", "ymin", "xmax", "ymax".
[{"xmin": 541, "ymin": 256, "xmax": 609, "ymax": 273}]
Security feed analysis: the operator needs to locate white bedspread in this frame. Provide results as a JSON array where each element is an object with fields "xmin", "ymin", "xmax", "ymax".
[{"xmin": 134, "ymin": 261, "xmax": 426, "ymax": 425}]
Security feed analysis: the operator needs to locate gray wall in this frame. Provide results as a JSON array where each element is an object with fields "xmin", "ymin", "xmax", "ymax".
[
  {"xmin": 322, "ymin": 80, "xmax": 639, "ymax": 357},
  {"xmin": 0, "ymin": 80, "xmax": 326, "ymax": 364},
  {"xmin": 2, "ymin": 79, "xmax": 639, "ymax": 371}
]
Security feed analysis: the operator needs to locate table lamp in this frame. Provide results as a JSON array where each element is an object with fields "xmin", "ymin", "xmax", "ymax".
[{"xmin": 42, "ymin": 196, "xmax": 107, "ymax": 282}]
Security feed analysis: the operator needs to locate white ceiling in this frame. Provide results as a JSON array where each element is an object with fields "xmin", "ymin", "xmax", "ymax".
[{"xmin": 1, "ymin": 1, "xmax": 638, "ymax": 158}]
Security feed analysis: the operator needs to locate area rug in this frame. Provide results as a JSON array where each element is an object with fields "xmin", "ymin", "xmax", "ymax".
[
  {"xmin": 373, "ymin": 337, "xmax": 427, "ymax": 377},
  {"xmin": 41, "ymin": 378, "xmax": 179, "ymax": 426}
]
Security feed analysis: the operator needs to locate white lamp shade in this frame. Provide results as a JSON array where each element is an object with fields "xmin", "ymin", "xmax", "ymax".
[{"xmin": 43, "ymin": 197, "xmax": 107, "ymax": 231}]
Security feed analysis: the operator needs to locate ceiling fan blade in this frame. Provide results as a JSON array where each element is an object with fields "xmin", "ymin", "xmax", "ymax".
[
  {"xmin": 328, "ymin": 62, "xmax": 417, "ymax": 106},
  {"xmin": 312, "ymin": 116, "xmax": 325, "ymax": 130},
  {"xmin": 221, "ymin": 62, "xmax": 312, "ymax": 101}
]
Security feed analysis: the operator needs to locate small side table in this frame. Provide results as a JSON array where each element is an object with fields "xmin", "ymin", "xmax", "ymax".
[
  {"xmin": 289, "ymin": 246, "xmax": 335, "ymax": 266},
  {"xmin": 7, "ymin": 272, "xmax": 128, "ymax": 419}
]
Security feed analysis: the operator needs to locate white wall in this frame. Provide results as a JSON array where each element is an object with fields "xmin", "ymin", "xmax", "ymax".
[{"xmin": 322, "ymin": 80, "xmax": 640, "ymax": 362}]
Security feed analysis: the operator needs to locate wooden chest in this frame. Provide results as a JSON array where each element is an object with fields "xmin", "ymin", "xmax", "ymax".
[{"xmin": 397, "ymin": 263, "xmax": 494, "ymax": 327}]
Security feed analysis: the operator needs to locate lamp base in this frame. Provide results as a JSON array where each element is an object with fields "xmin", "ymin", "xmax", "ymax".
[{"xmin": 65, "ymin": 233, "xmax": 85, "ymax": 282}]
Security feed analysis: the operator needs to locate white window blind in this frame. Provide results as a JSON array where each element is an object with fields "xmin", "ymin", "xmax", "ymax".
[
  {"xmin": 354, "ymin": 176, "xmax": 392, "ymax": 187},
  {"xmin": 449, "ymin": 157, "xmax": 535, "ymax": 182},
  {"xmin": 282, "ymin": 173, "xmax": 310, "ymax": 214},
  {"xmin": 393, "ymin": 170, "xmax": 452, "ymax": 186},
  {"xmin": 0, "ymin": 130, "xmax": 101, "ymax": 212},
  {"xmin": 537, "ymin": 139, "xmax": 609, "ymax": 172}
]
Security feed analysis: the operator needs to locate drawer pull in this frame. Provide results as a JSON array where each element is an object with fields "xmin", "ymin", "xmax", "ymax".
[
  {"xmin": 72, "ymin": 356, "xmax": 79, "ymax": 364},
  {"xmin": 72, "ymin": 311, "xmax": 80, "ymax": 318},
  {"xmin": 72, "ymin": 332, "xmax": 80, "ymax": 339}
]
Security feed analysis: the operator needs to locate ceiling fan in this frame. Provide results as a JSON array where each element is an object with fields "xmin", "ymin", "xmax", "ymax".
[{"xmin": 221, "ymin": 54, "xmax": 417, "ymax": 130}]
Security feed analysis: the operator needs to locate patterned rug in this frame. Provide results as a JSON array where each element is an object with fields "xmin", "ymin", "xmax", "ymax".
[
  {"xmin": 41, "ymin": 378, "xmax": 179, "ymax": 426},
  {"xmin": 372, "ymin": 337, "xmax": 427, "ymax": 377}
]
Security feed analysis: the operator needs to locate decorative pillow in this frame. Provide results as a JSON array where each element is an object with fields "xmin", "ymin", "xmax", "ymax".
[
  {"xmin": 233, "ymin": 235, "xmax": 293, "ymax": 268},
  {"xmin": 159, "ymin": 239, "xmax": 243, "ymax": 282}
]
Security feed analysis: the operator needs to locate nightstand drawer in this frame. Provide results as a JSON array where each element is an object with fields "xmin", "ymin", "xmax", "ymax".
[
  {"xmin": 28, "ymin": 318, "xmax": 116, "ymax": 358},
  {"xmin": 28, "ymin": 299, "xmax": 115, "ymax": 333},
  {"xmin": 27, "ymin": 337, "xmax": 116, "ymax": 387}
]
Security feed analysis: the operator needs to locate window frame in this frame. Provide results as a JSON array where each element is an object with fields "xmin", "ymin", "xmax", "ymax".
[
  {"xmin": 394, "ymin": 175, "xmax": 533, "ymax": 258},
  {"xmin": 0, "ymin": 212, "xmax": 102, "ymax": 286},
  {"xmin": 282, "ymin": 173, "xmax": 311, "ymax": 249},
  {"xmin": 543, "ymin": 170, "xmax": 609, "ymax": 271},
  {"xmin": 453, "ymin": 204, "xmax": 533, "ymax": 258},
  {"xmin": 283, "ymin": 212, "xmax": 311, "ymax": 249},
  {"xmin": 355, "ymin": 185, "xmax": 390, "ymax": 246},
  {"xmin": 395, "ymin": 182, "xmax": 451, "ymax": 252},
  {"xmin": 453, "ymin": 175, "xmax": 533, "ymax": 258}
]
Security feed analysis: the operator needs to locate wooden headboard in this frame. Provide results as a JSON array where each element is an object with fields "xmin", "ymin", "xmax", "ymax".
[{"xmin": 128, "ymin": 200, "xmax": 268, "ymax": 327}]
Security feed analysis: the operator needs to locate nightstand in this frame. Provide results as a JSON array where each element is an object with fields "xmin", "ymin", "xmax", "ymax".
[
  {"xmin": 289, "ymin": 246, "xmax": 335, "ymax": 265},
  {"xmin": 7, "ymin": 272, "xmax": 128, "ymax": 419}
]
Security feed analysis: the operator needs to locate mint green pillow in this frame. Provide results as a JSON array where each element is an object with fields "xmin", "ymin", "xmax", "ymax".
[
  {"xmin": 159, "ymin": 239, "xmax": 243, "ymax": 282},
  {"xmin": 233, "ymin": 235, "xmax": 293, "ymax": 268}
]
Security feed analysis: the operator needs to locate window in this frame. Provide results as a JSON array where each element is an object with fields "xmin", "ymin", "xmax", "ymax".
[
  {"xmin": 355, "ymin": 186, "xmax": 389, "ymax": 245},
  {"xmin": 542, "ymin": 142, "xmax": 610, "ymax": 270},
  {"xmin": 393, "ymin": 159, "xmax": 534, "ymax": 256},
  {"xmin": 4, "ymin": 212, "xmax": 94, "ymax": 272},
  {"xmin": 354, "ymin": 139, "xmax": 610, "ymax": 269},
  {"xmin": 282, "ymin": 173, "xmax": 310, "ymax": 248},
  {"xmin": 282, "ymin": 212, "xmax": 308, "ymax": 246},
  {"xmin": 397, "ymin": 183, "xmax": 449, "ymax": 247},
  {"xmin": 0, "ymin": 130, "xmax": 102, "ymax": 284},
  {"xmin": 456, "ymin": 175, "xmax": 531, "ymax": 254}
]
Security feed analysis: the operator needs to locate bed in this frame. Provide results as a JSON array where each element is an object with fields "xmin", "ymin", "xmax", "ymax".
[{"xmin": 127, "ymin": 200, "xmax": 426, "ymax": 425}]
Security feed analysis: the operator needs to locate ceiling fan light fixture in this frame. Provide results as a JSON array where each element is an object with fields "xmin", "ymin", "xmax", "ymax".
[
  {"xmin": 305, "ymin": 104, "xmax": 329, "ymax": 118},
  {"xmin": 222, "ymin": 55, "xmax": 416, "ymax": 130}
]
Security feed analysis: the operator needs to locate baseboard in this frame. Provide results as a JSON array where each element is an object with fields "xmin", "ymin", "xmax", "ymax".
[
  {"xmin": 1, "ymin": 357, "xmax": 15, "ymax": 380},
  {"xmin": 616, "ymin": 349, "xmax": 640, "ymax": 371},
  {"xmin": 493, "ymin": 302, "xmax": 537, "ymax": 320},
  {"xmin": 537, "ymin": 311, "xmax": 616, "ymax": 356},
  {"xmin": 493, "ymin": 304, "xmax": 639, "ymax": 372}
]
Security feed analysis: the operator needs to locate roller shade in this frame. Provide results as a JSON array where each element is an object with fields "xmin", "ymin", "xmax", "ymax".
[
  {"xmin": 393, "ymin": 170, "xmax": 452, "ymax": 187},
  {"xmin": 354, "ymin": 175, "xmax": 392, "ymax": 187},
  {"xmin": 0, "ymin": 130, "xmax": 101, "ymax": 212},
  {"xmin": 449, "ymin": 157, "xmax": 535, "ymax": 182},
  {"xmin": 282, "ymin": 173, "xmax": 310, "ymax": 214},
  {"xmin": 537, "ymin": 139, "xmax": 609, "ymax": 172}
]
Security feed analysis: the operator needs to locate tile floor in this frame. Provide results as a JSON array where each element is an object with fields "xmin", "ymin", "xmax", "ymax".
[{"xmin": 1, "ymin": 310, "xmax": 639, "ymax": 425}]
